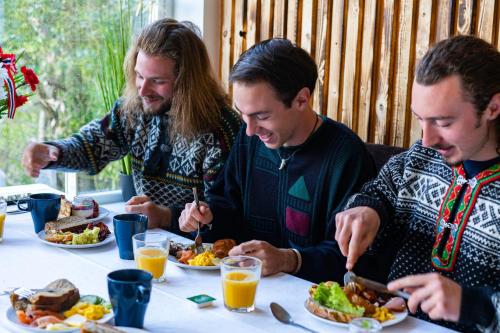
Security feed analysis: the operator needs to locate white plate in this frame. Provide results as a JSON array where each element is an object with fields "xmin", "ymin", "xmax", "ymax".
[
  {"xmin": 168, "ymin": 243, "xmax": 220, "ymax": 270},
  {"xmin": 5, "ymin": 307, "xmax": 113, "ymax": 332},
  {"xmin": 37, "ymin": 230, "xmax": 115, "ymax": 249},
  {"xmin": 304, "ymin": 298, "xmax": 408, "ymax": 328},
  {"xmin": 116, "ymin": 327, "xmax": 149, "ymax": 333},
  {"xmin": 84, "ymin": 207, "xmax": 110, "ymax": 223}
]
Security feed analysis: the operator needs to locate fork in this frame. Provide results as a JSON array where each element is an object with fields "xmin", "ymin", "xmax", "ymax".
[{"xmin": 192, "ymin": 187, "xmax": 204, "ymax": 254}]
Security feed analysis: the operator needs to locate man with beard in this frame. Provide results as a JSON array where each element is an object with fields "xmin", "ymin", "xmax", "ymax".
[
  {"xmin": 335, "ymin": 35, "xmax": 499, "ymax": 332},
  {"xmin": 21, "ymin": 19, "xmax": 241, "ymax": 231},
  {"xmin": 179, "ymin": 39, "xmax": 376, "ymax": 282}
]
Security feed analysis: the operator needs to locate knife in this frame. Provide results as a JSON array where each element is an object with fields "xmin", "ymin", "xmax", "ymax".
[{"xmin": 344, "ymin": 271, "xmax": 410, "ymax": 300}]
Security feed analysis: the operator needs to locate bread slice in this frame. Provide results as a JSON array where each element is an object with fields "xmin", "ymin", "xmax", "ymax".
[
  {"xmin": 10, "ymin": 279, "xmax": 80, "ymax": 313},
  {"xmin": 305, "ymin": 297, "xmax": 360, "ymax": 323},
  {"xmin": 45, "ymin": 216, "xmax": 88, "ymax": 234},
  {"xmin": 58, "ymin": 196, "xmax": 72, "ymax": 219},
  {"xmin": 81, "ymin": 321, "xmax": 126, "ymax": 333}
]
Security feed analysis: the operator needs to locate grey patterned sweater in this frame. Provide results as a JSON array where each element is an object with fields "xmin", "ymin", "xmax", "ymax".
[
  {"xmin": 45, "ymin": 101, "xmax": 241, "ymax": 210},
  {"xmin": 346, "ymin": 141, "xmax": 500, "ymax": 332}
]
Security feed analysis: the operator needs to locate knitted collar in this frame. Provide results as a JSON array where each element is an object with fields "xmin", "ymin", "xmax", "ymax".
[{"xmin": 431, "ymin": 161, "xmax": 500, "ymax": 271}]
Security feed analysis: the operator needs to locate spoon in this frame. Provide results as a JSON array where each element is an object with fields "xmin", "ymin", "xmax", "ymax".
[{"xmin": 270, "ymin": 302, "xmax": 320, "ymax": 333}]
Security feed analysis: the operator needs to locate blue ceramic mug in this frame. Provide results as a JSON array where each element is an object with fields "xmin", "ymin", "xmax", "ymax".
[
  {"xmin": 113, "ymin": 213, "xmax": 148, "ymax": 260},
  {"xmin": 108, "ymin": 269, "xmax": 152, "ymax": 328},
  {"xmin": 17, "ymin": 193, "xmax": 61, "ymax": 233}
]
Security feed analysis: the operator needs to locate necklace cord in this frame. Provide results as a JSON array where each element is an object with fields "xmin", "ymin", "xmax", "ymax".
[{"xmin": 277, "ymin": 114, "xmax": 319, "ymax": 170}]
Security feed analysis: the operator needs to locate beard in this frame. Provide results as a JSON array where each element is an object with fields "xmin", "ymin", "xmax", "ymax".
[{"xmin": 140, "ymin": 96, "xmax": 171, "ymax": 115}]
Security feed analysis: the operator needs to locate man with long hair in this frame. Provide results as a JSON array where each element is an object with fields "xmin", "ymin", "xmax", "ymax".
[
  {"xmin": 336, "ymin": 35, "xmax": 500, "ymax": 332},
  {"xmin": 22, "ymin": 19, "xmax": 241, "ymax": 230},
  {"xmin": 179, "ymin": 39, "xmax": 376, "ymax": 282}
]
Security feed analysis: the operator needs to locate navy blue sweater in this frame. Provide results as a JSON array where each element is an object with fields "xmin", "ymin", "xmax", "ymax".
[{"xmin": 186, "ymin": 116, "xmax": 376, "ymax": 283}]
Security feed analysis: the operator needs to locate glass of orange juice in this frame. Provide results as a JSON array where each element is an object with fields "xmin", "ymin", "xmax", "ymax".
[
  {"xmin": 132, "ymin": 232, "xmax": 170, "ymax": 283},
  {"xmin": 221, "ymin": 256, "xmax": 262, "ymax": 312},
  {"xmin": 0, "ymin": 198, "xmax": 6, "ymax": 242}
]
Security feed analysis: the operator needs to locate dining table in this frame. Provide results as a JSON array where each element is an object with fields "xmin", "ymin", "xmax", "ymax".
[{"xmin": 0, "ymin": 201, "xmax": 458, "ymax": 333}]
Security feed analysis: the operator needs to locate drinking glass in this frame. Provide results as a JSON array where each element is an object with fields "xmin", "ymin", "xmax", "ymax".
[
  {"xmin": 221, "ymin": 256, "xmax": 262, "ymax": 313},
  {"xmin": 133, "ymin": 232, "xmax": 170, "ymax": 283},
  {"xmin": 349, "ymin": 318, "xmax": 382, "ymax": 333},
  {"xmin": 0, "ymin": 198, "xmax": 6, "ymax": 242}
]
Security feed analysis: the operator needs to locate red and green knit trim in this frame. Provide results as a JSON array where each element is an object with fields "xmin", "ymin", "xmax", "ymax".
[{"xmin": 432, "ymin": 163, "xmax": 500, "ymax": 271}]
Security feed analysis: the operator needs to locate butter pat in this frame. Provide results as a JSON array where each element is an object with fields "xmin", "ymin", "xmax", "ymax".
[{"xmin": 187, "ymin": 294, "xmax": 215, "ymax": 308}]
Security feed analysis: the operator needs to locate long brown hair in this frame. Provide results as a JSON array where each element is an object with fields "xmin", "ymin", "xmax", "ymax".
[{"xmin": 122, "ymin": 18, "xmax": 229, "ymax": 140}]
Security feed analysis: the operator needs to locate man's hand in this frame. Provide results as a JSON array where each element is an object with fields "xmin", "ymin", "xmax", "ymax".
[
  {"xmin": 22, "ymin": 143, "xmax": 60, "ymax": 177},
  {"xmin": 388, "ymin": 273, "xmax": 462, "ymax": 322},
  {"xmin": 335, "ymin": 206, "xmax": 380, "ymax": 270},
  {"xmin": 125, "ymin": 195, "xmax": 171, "ymax": 229},
  {"xmin": 178, "ymin": 201, "xmax": 213, "ymax": 232},
  {"xmin": 228, "ymin": 240, "xmax": 297, "ymax": 276}
]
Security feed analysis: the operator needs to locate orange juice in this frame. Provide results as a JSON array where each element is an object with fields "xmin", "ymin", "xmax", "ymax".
[
  {"xmin": 0, "ymin": 213, "xmax": 5, "ymax": 242},
  {"xmin": 136, "ymin": 247, "xmax": 167, "ymax": 279},
  {"xmin": 223, "ymin": 271, "xmax": 259, "ymax": 309}
]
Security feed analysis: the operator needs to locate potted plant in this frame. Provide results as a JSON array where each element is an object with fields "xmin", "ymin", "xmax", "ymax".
[{"xmin": 96, "ymin": 3, "xmax": 136, "ymax": 201}]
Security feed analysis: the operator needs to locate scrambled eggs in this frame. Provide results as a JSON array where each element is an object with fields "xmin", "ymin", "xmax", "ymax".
[
  {"xmin": 64, "ymin": 302, "xmax": 109, "ymax": 320},
  {"xmin": 188, "ymin": 250, "xmax": 216, "ymax": 266},
  {"xmin": 71, "ymin": 227, "xmax": 100, "ymax": 245},
  {"xmin": 372, "ymin": 306, "xmax": 394, "ymax": 322}
]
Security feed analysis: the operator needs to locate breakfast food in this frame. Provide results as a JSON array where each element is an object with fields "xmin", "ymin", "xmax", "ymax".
[
  {"xmin": 11, "ymin": 280, "xmax": 112, "ymax": 331},
  {"xmin": 306, "ymin": 281, "xmax": 405, "ymax": 324},
  {"xmin": 44, "ymin": 219, "xmax": 111, "ymax": 245},
  {"xmin": 57, "ymin": 195, "xmax": 100, "ymax": 219},
  {"xmin": 10, "ymin": 279, "xmax": 80, "ymax": 313},
  {"xmin": 171, "ymin": 239, "xmax": 236, "ymax": 266},
  {"xmin": 213, "ymin": 238, "xmax": 237, "ymax": 258},
  {"xmin": 58, "ymin": 196, "xmax": 73, "ymax": 218},
  {"xmin": 45, "ymin": 216, "xmax": 89, "ymax": 233}
]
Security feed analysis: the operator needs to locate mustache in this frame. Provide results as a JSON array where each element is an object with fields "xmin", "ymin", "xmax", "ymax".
[{"xmin": 431, "ymin": 144, "xmax": 452, "ymax": 150}]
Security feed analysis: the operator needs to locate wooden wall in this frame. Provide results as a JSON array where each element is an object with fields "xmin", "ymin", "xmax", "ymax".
[{"xmin": 218, "ymin": 0, "xmax": 500, "ymax": 147}]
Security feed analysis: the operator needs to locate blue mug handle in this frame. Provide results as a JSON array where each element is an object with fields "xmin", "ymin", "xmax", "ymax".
[
  {"xmin": 17, "ymin": 199, "xmax": 30, "ymax": 211},
  {"xmin": 137, "ymin": 285, "xmax": 150, "ymax": 304}
]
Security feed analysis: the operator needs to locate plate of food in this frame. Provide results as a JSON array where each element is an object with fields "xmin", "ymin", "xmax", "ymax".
[
  {"xmin": 38, "ymin": 218, "xmax": 114, "ymax": 248},
  {"xmin": 304, "ymin": 281, "xmax": 408, "ymax": 328},
  {"xmin": 6, "ymin": 279, "xmax": 113, "ymax": 332},
  {"xmin": 168, "ymin": 239, "xmax": 236, "ymax": 270},
  {"xmin": 58, "ymin": 196, "xmax": 109, "ymax": 222}
]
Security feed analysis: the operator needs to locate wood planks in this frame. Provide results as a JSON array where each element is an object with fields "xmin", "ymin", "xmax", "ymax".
[{"xmin": 219, "ymin": 0, "xmax": 500, "ymax": 147}]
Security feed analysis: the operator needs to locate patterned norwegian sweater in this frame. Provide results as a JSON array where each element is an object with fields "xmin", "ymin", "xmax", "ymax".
[
  {"xmin": 46, "ymin": 101, "xmax": 242, "ymax": 211},
  {"xmin": 189, "ymin": 117, "xmax": 377, "ymax": 283},
  {"xmin": 346, "ymin": 141, "xmax": 500, "ymax": 332}
]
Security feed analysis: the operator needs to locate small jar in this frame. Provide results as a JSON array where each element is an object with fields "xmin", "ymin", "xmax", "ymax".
[
  {"xmin": 72, "ymin": 196, "xmax": 94, "ymax": 218},
  {"xmin": 349, "ymin": 318, "xmax": 382, "ymax": 333}
]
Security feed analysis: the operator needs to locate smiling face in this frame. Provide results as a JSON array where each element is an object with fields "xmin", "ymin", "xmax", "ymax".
[
  {"xmin": 233, "ymin": 82, "xmax": 312, "ymax": 148},
  {"xmin": 135, "ymin": 51, "xmax": 176, "ymax": 115},
  {"xmin": 411, "ymin": 75, "xmax": 499, "ymax": 164}
]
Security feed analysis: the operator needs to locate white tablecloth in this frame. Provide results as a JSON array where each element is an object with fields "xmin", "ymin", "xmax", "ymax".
[{"xmin": 0, "ymin": 202, "xmax": 457, "ymax": 333}]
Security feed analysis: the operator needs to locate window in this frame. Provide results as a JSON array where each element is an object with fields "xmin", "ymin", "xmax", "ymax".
[{"xmin": 0, "ymin": 0, "xmax": 208, "ymax": 198}]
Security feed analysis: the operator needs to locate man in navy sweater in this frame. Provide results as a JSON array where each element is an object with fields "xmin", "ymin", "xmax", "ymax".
[{"xmin": 178, "ymin": 39, "xmax": 376, "ymax": 283}]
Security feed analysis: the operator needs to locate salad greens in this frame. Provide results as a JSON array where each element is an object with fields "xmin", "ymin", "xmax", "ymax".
[{"xmin": 312, "ymin": 282, "xmax": 364, "ymax": 316}]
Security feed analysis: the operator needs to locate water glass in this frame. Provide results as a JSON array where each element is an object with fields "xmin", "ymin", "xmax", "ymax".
[
  {"xmin": 349, "ymin": 318, "xmax": 382, "ymax": 333},
  {"xmin": 133, "ymin": 232, "xmax": 170, "ymax": 283},
  {"xmin": 221, "ymin": 256, "xmax": 262, "ymax": 313},
  {"xmin": 0, "ymin": 198, "xmax": 6, "ymax": 242}
]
